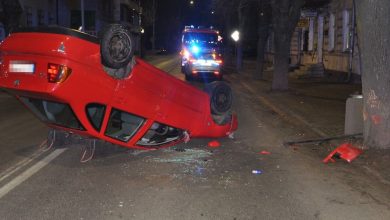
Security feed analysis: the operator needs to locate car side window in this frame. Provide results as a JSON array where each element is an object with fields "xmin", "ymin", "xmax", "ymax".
[
  {"xmin": 86, "ymin": 103, "xmax": 106, "ymax": 132},
  {"xmin": 19, "ymin": 97, "xmax": 84, "ymax": 130},
  {"xmin": 105, "ymin": 108, "xmax": 144, "ymax": 142}
]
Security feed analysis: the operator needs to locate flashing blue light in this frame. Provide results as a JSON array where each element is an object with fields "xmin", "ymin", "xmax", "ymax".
[{"xmin": 191, "ymin": 45, "xmax": 200, "ymax": 54}]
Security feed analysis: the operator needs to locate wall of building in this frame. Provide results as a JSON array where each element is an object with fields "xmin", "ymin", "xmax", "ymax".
[
  {"xmin": 301, "ymin": 0, "xmax": 360, "ymax": 75},
  {"xmin": 18, "ymin": 0, "xmax": 125, "ymax": 35},
  {"xmin": 265, "ymin": 0, "xmax": 360, "ymax": 76},
  {"xmin": 19, "ymin": 0, "xmax": 56, "ymax": 26}
]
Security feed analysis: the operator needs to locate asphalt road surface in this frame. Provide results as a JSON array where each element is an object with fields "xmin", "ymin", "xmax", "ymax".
[{"xmin": 0, "ymin": 55, "xmax": 389, "ymax": 220}]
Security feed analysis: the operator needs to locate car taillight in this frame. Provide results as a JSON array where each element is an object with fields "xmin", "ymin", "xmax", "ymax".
[
  {"xmin": 216, "ymin": 60, "xmax": 223, "ymax": 64},
  {"xmin": 47, "ymin": 63, "xmax": 72, "ymax": 83}
]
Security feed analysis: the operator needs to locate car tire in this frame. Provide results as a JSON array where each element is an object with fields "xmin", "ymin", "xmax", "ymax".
[
  {"xmin": 204, "ymin": 81, "xmax": 233, "ymax": 116},
  {"xmin": 100, "ymin": 24, "xmax": 134, "ymax": 69}
]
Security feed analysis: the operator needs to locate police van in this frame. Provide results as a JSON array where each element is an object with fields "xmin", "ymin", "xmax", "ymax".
[{"xmin": 180, "ymin": 26, "xmax": 223, "ymax": 81}]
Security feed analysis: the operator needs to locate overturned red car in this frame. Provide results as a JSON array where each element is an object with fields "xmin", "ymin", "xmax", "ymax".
[{"xmin": 0, "ymin": 25, "xmax": 237, "ymax": 150}]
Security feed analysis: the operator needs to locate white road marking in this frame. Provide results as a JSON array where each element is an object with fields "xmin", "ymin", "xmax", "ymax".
[
  {"xmin": 0, "ymin": 149, "xmax": 44, "ymax": 183},
  {"xmin": 0, "ymin": 148, "xmax": 67, "ymax": 199}
]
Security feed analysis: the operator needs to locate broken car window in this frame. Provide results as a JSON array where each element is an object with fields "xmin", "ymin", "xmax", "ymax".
[{"xmin": 105, "ymin": 108, "xmax": 144, "ymax": 142}]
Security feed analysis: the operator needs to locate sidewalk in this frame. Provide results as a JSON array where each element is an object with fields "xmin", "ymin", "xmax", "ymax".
[
  {"xmin": 224, "ymin": 60, "xmax": 390, "ymax": 185},
  {"xmin": 226, "ymin": 60, "xmax": 361, "ymax": 137}
]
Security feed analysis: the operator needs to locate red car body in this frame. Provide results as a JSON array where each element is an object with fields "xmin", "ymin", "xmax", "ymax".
[{"xmin": 0, "ymin": 27, "xmax": 237, "ymax": 150}]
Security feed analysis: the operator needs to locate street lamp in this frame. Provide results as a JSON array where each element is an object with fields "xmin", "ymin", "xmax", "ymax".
[
  {"xmin": 231, "ymin": 30, "xmax": 241, "ymax": 70},
  {"xmin": 190, "ymin": 0, "xmax": 194, "ymax": 5},
  {"xmin": 231, "ymin": 30, "xmax": 240, "ymax": 42}
]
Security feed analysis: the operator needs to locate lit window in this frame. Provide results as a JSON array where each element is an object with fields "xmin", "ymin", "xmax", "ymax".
[
  {"xmin": 308, "ymin": 18, "xmax": 314, "ymax": 51},
  {"xmin": 342, "ymin": 10, "xmax": 350, "ymax": 51}
]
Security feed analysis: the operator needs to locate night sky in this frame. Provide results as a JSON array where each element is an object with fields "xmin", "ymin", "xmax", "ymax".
[{"xmin": 145, "ymin": 0, "xmax": 214, "ymax": 51}]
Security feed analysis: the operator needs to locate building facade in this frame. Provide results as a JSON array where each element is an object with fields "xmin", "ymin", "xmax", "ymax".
[
  {"xmin": 15, "ymin": 0, "xmax": 142, "ymax": 52},
  {"xmin": 18, "ymin": 0, "xmax": 141, "ymax": 34},
  {"xmin": 266, "ymin": 0, "xmax": 360, "ymax": 80}
]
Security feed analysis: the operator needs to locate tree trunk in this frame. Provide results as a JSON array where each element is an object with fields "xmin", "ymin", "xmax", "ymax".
[
  {"xmin": 270, "ymin": 0, "xmax": 304, "ymax": 91},
  {"xmin": 272, "ymin": 31, "xmax": 290, "ymax": 90},
  {"xmin": 223, "ymin": 19, "xmax": 234, "ymax": 66},
  {"xmin": 236, "ymin": 0, "xmax": 246, "ymax": 72},
  {"xmin": 356, "ymin": 0, "xmax": 390, "ymax": 149},
  {"xmin": 236, "ymin": 41, "xmax": 243, "ymax": 71},
  {"xmin": 254, "ymin": 32, "xmax": 268, "ymax": 80},
  {"xmin": 254, "ymin": 1, "xmax": 271, "ymax": 80}
]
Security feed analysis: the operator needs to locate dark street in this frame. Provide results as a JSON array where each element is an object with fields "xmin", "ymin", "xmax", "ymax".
[
  {"xmin": 1, "ymin": 0, "xmax": 390, "ymax": 219},
  {"xmin": 0, "ymin": 55, "xmax": 389, "ymax": 219}
]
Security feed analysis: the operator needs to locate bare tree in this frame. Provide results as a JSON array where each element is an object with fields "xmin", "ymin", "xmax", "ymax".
[
  {"xmin": 356, "ymin": 0, "xmax": 390, "ymax": 149},
  {"xmin": 254, "ymin": 0, "xmax": 271, "ymax": 79}
]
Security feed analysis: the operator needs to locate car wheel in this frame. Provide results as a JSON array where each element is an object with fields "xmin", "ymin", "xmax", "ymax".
[
  {"xmin": 100, "ymin": 24, "xmax": 134, "ymax": 69},
  {"xmin": 204, "ymin": 81, "xmax": 233, "ymax": 116}
]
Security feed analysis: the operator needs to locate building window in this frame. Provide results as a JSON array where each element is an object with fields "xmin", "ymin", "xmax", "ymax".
[
  {"xmin": 266, "ymin": 32, "xmax": 274, "ymax": 53},
  {"xmin": 342, "ymin": 9, "xmax": 350, "ymax": 52},
  {"xmin": 328, "ymin": 13, "xmax": 335, "ymax": 51},
  {"xmin": 48, "ymin": 12, "xmax": 55, "ymax": 25},
  {"xmin": 38, "ymin": 10, "xmax": 45, "ymax": 26},
  {"xmin": 302, "ymin": 30, "xmax": 309, "ymax": 52},
  {"xmin": 308, "ymin": 18, "xmax": 314, "ymax": 51},
  {"xmin": 26, "ymin": 7, "xmax": 33, "ymax": 27}
]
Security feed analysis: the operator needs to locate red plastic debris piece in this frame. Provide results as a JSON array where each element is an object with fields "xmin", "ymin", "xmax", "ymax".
[
  {"xmin": 323, "ymin": 143, "xmax": 363, "ymax": 163},
  {"xmin": 208, "ymin": 140, "xmax": 221, "ymax": 148},
  {"xmin": 259, "ymin": 150, "xmax": 271, "ymax": 155}
]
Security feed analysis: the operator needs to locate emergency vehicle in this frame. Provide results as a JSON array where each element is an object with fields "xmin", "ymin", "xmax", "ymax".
[{"xmin": 180, "ymin": 26, "xmax": 223, "ymax": 81}]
